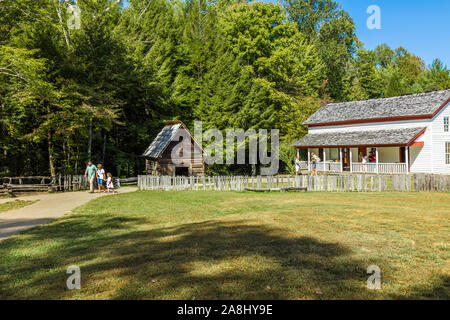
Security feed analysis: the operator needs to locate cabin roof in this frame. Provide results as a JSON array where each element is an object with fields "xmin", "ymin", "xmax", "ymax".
[
  {"xmin": 304, "ymin": 89, "xmax": 450, "ymax": 126},
  {"xmin": 142, "ymin": 121, "xmax": 203, "ymax": 159},
  {"xmin": 142, "ymin": 123, "xmax": 182, "ymax": 159},
  {"xmin": 293, "ymin": 127, "xmax": 426, "ymax": 148}
]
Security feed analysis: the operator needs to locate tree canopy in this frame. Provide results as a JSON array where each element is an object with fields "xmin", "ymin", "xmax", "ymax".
[{"xmin": 1, "ymin": 0, "xmax": 449, "ymax": 176}]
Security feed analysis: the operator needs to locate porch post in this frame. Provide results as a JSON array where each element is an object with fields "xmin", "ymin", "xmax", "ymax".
[
  {"xmin": 349, "ymin": 148, "xmax": 353, "ymax": 173},
  {"xmin": 376, "ymin": 147, "xmax": 379, "ymax": 174},
  {"xmin": 405, "ymin": 146, "xmax": 409, "ymax": 174},
  {"xmin": 296, "ymin": 149, "xmax": 300, "ymax": 158},
  {"xmin": 339, "ymin": 148, "xmax": 343, "ymax": 172},
  {"xmin": 307, "ymin": 148, "xmax": 311, "ymax": 172},
  {"xmin": 323, "ymin": 149, "xmax": 327, "ymax": 172}
]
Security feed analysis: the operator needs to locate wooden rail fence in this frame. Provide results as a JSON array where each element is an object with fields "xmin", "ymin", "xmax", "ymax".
[
  {"xmin": 0, "ymin": 175, "xmax": 90, "ymax": 194},
  {"xmin": 0, "ymin": 175, "xmax": 137, "ymax": 195},
  {"xmin": 138, "ymin": 174, "xmax": 450, "ymax": 193}
]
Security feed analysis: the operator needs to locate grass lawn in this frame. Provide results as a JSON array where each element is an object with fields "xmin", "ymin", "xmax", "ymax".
[
  {"xmin": 0, "ymin": 191, "xmax": 448, "ymax": 300},
  {"xmin": 0, "ymin": 200, "xmax": 37, "ymax": 214}
]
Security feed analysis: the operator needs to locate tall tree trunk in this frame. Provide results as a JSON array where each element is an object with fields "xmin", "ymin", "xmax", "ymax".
[
  {"xmin": 54, "ymin": 0, "xmax": 71, "ymax": 48},
  {"xmin": 48, "ymin": 131, "xmax": 56, "ymax": 178},
  {"xmin": 88, "ymin": 120, "xmax": 92, "ymax": 160},
  {"xmin": 75, "ymin": 147, "xmax": 79, "ymax": 175},
  {"xmin": 102, "ymin": 133, "xmax": 107, "ymax": 164},
  {"xmin": 62, "ymin": 140, "xmax": 66, "ymax": 173}
]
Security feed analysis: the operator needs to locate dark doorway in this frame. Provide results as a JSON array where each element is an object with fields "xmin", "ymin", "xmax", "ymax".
[
  {"xmin": 175, "ymin": 167, "xmax": 189, "ymax": 176},
  {"xmin": 343, "ymin": 148, "xmax": 351, "ymax": 171},
  {"xmin": 399, "ymin": 147, "xmax": 406, "ymax": 163}
]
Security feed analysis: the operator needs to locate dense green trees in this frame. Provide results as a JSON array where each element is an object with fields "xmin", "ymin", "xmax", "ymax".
[{"xmin": 1, "ymin": 0, "xmax": 449, "ymax": 176}]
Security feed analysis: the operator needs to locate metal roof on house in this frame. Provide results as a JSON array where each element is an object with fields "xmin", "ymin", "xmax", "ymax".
[
  {"xmin": 293, "ymin": 127, "xmax": 426, "ymax": 148},
  {"xmin": 142, "ymin": 123, "xmax": 182, "ymax": 159},
  {"xmin": 304, "ymin": 89, "xmax": 450, "ymax": 126}
]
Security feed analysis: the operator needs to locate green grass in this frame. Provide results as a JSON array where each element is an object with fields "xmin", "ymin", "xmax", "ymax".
[
  {"xmin": 0, "ymin": 191, "xmax": 448, "ymax": 300},
  {"xmin": 0, "ymin": 200, "xmax": 37, "ymax": 214}
]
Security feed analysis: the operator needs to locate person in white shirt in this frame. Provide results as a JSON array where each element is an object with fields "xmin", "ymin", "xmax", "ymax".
[
  {"xmin": 295, "ymin": 156, "xmax": 302, "ymax": 176},
  {"xmin": 362, "ymin": 155, "xmax": 369, "ymax": 172},
  {"xmin": 96, "ymin": 164, "xmax": 106, "ymax": 193}
]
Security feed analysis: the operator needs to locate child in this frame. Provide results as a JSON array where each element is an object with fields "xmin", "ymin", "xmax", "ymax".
[
  {"xmin": 106, "ymin": 172, "xmax": 116, "ymax": 193},
  {"xmin": 96, "ymin": 164, "xmax": 106, "ymax": 193}
]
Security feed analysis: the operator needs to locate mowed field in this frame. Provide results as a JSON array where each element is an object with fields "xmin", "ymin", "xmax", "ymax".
[{"xmin": 0, "ymin": 191, "xmax": 448, "ymax": 300}]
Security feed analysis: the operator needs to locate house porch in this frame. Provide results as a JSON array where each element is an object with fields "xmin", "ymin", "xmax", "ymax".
[
  {"xmin": 297, "ymin": 147, "xmax": 411, "ymax": 174},
  {"xmin": 292, "ymin": 127, "xmax": 427, "ymax": 175}
]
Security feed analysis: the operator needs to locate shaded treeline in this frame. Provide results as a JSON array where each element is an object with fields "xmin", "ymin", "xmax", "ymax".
[{"xmin": 1, "ymin": 0, "xmax": 449, "ymax": 176}]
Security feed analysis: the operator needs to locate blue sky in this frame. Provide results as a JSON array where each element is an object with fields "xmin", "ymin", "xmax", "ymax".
[
  {"xmin": 338, "ymin": 0, "xmax": 450, "ymax": 67},
  {"xmin": 122, "ymin": 0, "xmax": 450, "ymax": 67}
]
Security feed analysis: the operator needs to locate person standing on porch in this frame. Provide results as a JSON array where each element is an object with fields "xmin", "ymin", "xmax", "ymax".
[
  {"xmin": 362, "ymin": 155, "xmax": 368, "ymax": 164},
  {"xmin": 295, "ymin": 156, "xmax": 302, "ymax": 176},
  {"xmin": 362, "ymin": 155, "xmax": 368, "ymax": 172},
  {"xmin": 369, "ymin": 151, "xmax": 377, "ymax": 163},
  {"xmin": 84, "ymin": 160, "xmax": 97, "ymax": 193}
]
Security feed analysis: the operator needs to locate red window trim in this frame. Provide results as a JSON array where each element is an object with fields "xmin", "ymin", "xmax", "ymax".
[{"xmin": 409, "ymin": 142, "xmax": 424, "ymax": 147}]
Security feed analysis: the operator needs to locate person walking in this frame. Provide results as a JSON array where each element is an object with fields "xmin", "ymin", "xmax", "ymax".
[
  {"xmin": 96, "ymin": 164, "xmax": 106, "ymax": 193},
  {"xmin": 311, "ymin": 152, "xmax": 319, "ymax": 176},
  {"xmin": 84, "ymin": 160, "xmax": 97, "ymax": 193},
  {"xmin": 106, "ymin": 172, "xmax": 116, "ymax": 193}
]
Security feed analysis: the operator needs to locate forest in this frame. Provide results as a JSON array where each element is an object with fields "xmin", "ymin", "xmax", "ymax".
[{"xmin": 1, "ymin": 0, "xmax": 449, "ymax": 177}]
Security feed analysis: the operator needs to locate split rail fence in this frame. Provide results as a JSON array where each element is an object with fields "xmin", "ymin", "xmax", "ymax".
[
  {"xmin": 0, "ymin": 175, "xmax": 90, "ymax": 194},
  {"xmin": 138, "ymin": 174, "xmax": 450, "ymax": 193},
  {"xmin": 0, "ymin": 175, "xmax": 138, "ymax": 195}
]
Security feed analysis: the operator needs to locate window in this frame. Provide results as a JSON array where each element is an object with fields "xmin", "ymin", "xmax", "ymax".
[
  {"xmin": 445, "ymin": 117, "xmax": 449, "ymax": 132},
  {"xmin": 447, "ymin": 142, "xmax": 450, "ymax": 165}
]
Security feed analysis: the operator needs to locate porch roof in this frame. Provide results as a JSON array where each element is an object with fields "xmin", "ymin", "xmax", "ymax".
[{"xmin": 293, "ymin": 127, "xmax": 426, "ymax": 149}]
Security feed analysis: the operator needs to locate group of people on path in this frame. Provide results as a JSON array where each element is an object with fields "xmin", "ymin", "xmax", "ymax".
[{"xmin": 84, "ymin": 161, "xmax": 115, "ymax": 193}]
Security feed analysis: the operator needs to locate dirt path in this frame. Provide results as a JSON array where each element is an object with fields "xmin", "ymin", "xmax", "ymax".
[{"xmin": 0, "ymin": 187, "xmax": 136, "ymax": 241}]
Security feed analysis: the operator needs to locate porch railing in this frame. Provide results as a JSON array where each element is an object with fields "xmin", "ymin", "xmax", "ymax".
[
  {"xmin": 316, "ymin": 162, "xmax": 342, "ymax": 172},
  {"xmin": 301, "ymin": 162, "xmax": 408, "ymax": 174},
  {"xmin": 378, "ymin": 163, "xmax": 408, "ymax": 174},
  {"xmin": 351, "ymin": 163, "xmax": 377, "ymax": 173},
  {"xmin": 297, "ymin": 161, "xmax": 309, "ymax": 170},
  {"xmin": 351, "ymin": 163, "xmax": 408, "ymax": 174}
]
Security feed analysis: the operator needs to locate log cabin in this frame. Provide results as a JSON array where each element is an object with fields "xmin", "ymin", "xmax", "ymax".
[{"xmin": 142, "ymin": 121, "xmax": 204, "ymax": 176}]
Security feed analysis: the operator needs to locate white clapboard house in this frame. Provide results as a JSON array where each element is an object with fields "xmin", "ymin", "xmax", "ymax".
[{"xmin": 294, "ymin": 89, "xmax": 450, "ymax": 174}]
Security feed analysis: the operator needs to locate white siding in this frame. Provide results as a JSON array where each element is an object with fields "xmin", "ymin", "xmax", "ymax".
[
  {"xmin": 430, "ymin": 102, "xmax": 450, "ymax": 174},
  {"xmin": 308, "ymin": 119, "xmax": 431, "ymax": 134},
  {"xmin": 409, "ymin": 127, "xmax": 432, "ymax": 173}
]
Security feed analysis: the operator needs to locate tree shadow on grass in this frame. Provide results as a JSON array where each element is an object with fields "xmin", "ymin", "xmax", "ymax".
[
  {"xmin": 2, "ymin": 214, "xmax": 444, "ymax": 299},
  {"xmin": 389, "ymin": 275, "xmax": 449, "ymax": 300},
  {"xmin": 0, "ymin": 213, "xmax": 382, "ymax": 300}
]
